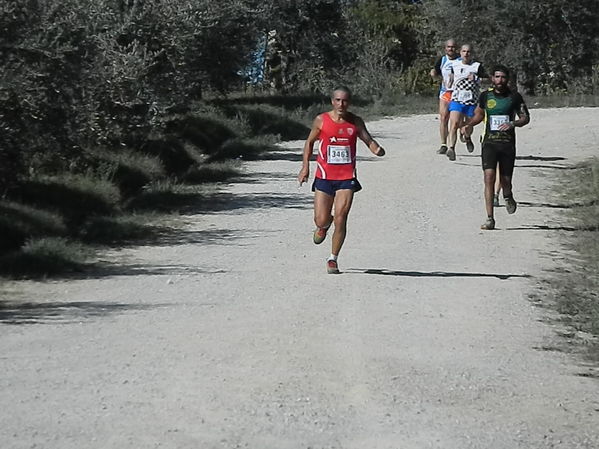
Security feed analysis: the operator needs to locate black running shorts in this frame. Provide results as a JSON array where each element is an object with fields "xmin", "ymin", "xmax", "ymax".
[{"xmin": 482, "ymin": 141, "xmax": 516, "ymax": 177}]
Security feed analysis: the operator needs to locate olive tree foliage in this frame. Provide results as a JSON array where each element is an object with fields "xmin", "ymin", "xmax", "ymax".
[
  {"xmin": 259, "ymin": 0, "xmax": 349, "ymax": 93},
  {"xmin": 0, "ymin": 0, "xmax": 87, "ymax": 190},
  {"xmin": 260, "ymin": 0, "xmax": 425, "ymax": 96},
  {"xmin": 344, "ymin": 0, "xmax": 425, "ymax": 96},
  {"xmin": 85, "ymin": 0, "xmax": 263, "ymax": 148},
  {"xmin": 422, "ymin": 0, "xmax": 599, "ymax": 95},
  {"xmin": 0, "ymin": 0, "xmax": 264, "ymax": 191}
]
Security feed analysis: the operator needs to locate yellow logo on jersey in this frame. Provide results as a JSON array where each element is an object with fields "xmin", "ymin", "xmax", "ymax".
[{"xmin": 487, "ymin": 99, "xmax": 497, "ymax": 109}]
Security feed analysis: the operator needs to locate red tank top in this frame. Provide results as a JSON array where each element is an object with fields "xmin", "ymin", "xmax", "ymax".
[{"xmin": 315, "ymin": 113, "xmax": 358, "ymax": 180}]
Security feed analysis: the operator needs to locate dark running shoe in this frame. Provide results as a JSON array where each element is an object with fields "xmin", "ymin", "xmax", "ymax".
[
  {"xmin": 493, "ymin": 194, "xmax": 500, "ymax": 207},
  {"xmin": 466, "ymin": 137, "xmax": 475, "ymax": 153},
  {"xmin": 446, "ymin": 147, "xmax": 456, "ymax": 161},
  {"xmin": 481, "ymin": 217, "xmax": 496, "ymax": 230},
  {"xmin": 505, "ymin": 196, "xmax": 517, "ymax": 214},
  {"xmin": 437, "ymin": 145, "xmax": 448, "ymax": 154},
  {"xmin": 459, "ymin": 130, "xmax": 466, "ymax": 143}
]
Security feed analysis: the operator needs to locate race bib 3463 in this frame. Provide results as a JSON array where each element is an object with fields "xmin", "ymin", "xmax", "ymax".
[{"xmin": 327, "ymin": 145, "xmax": 351, "ymax": 164}]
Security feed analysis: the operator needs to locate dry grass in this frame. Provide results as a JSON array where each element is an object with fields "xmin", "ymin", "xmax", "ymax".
[{"xmin": 535, "ymin": 159, "xmax": 599, "ymax": 361}]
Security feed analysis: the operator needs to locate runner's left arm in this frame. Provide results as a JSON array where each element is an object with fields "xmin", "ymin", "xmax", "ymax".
[
  {"xmin": 513, "ymin": 95, "xmax": 530, "ymax": 127},
  {"xmin": 498, "ymin": 95, "xmax": 530, "ymax": 131},
  {"xmin": 477, "ymin": 64, "xmax": 488, "ymax": 80},
  {"xmin": 470, "ymin": 64, "xmax": 489, "ymax": 87},
  {"xmin": 356, "ymin": 117, "xmax": 385, "ymax": 156}
]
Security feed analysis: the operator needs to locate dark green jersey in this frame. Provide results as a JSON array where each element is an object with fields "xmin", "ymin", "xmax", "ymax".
[{"xmin": 479, "ymin": 89, "xmax": 529, "ymax": 145}]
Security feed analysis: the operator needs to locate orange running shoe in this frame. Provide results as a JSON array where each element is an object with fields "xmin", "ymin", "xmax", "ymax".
[
  {"xmin": 326, "ymin": 259, "xmax": 340, "ymax": 274},
  {"xmin": 313, "ymin": 216, "xmax": 333, "ymax": 244}
]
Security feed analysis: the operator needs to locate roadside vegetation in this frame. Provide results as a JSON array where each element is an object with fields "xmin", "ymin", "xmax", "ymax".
[
  {"xmin": 533, "ymin": 160, "xmax": 599, "ymax": 363},
  {"xmin": 1, "ymin": 0, "xmax": 598, "ymax": 284}
]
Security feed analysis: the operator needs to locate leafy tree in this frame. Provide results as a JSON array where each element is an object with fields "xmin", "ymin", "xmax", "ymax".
[
  {"xmin": 345, "ymin": 0, "xmax": 425, "ymax": 95},
  {"xmin": 260, "ymin": 0, "xmax": 348, "ymax": 92},
  {"xmin": 0, "ymin": 0, "xmax": 265, "ymax": 192},
  {"xmin": 258, "ymin": 0, "xmax": 428, "ymax": 96},
  {"xmin": 0, "ymin": 0, "xmax": 89, "ymax": 188},
  {"xmin": 423, "ymin": 0, "xmax": 599, "ymax": 94}
]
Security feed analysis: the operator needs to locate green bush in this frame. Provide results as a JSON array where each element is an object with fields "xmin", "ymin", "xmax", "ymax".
[
  {"xmin": 0, "ymin": 237, "xmax": 91, "ymax": 277},
  {"xmin": 125, "ymin": 180, "xmax": 205, "ymax": 213},
  {"xmin": 207, "ymin": 137, "xmax": 274, "ymax": 162},
  {"xmin": 79, "ymin": 148, "xmax": 165, "ymax": 196},
  {"xmin": 140, "ymin": 138, "xmax": 196, "ymax": 177},
  {"xmin": 167, "ymin": 114, "xmax": 238, "ymax": 154},
  {"xmin": 183, "ymin": 162, "xmax": 241, "ymax": 184},
  {"xmin": 14, "ymin": 174, "xmax": 121, "ymax": 230},
  {"xmin": 0, "ymin": 201, "xmax": 67, "ymax": 253},
  {"xmin": 80, "ymin": 214, "xmax": 162, "ymax": 244},
  {"xmin": 231, "ymin": 105, "xmax": 311, "ymax": 140}
]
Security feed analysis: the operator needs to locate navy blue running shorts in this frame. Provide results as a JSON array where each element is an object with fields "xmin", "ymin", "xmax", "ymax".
[{"xmin": 312, "ymin": 178, "xmax": 362, "ymax": 196}]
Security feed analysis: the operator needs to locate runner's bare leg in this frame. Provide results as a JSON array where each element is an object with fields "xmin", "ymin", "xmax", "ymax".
[
  {"xmin": 331, "ymin": 189, "xmax": 354, "ymax": 256},
  {"xmin": 439, "ymin": 99, "xmax": 450, "ymax": 146},
  {"xmin": 448, "ymin": 110, "xmax": 463, "ymax": 148},
  {"xmin": 313, "ymin": 190, "xmax": 334, "ymax": 229},
  {"xmin": 484, "ymin": 168, "xmax": 496, "ymax": 217}
]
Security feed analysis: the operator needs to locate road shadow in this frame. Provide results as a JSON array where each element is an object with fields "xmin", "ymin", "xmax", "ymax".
[
  {"xmin": 455, "ymin": 162, "xmax": 574, "ymax": 171},
  {"xmin": 506, "ymin": 224, "xmax": 599, "ymax": 232},
  {"xmin": 235, "ymin": 171, "xmax": 294, "ymax": 185},
  {"xmin": 130, "ymin": 227, "xmax": 257, "ymax": 247},
  {"xmin": 260, "ymin": 150, "xmax": 304, "ymax": 162},
  {"xmin": 454, "ymin": 154, "xmax": 569, "ymax": 168},
  {"xmin": 131, "ymin": 191, "xmax": 312, "ymax": 214},
  {"xmin": 516, "ymin": 155, "xmax": 566, "ymax": 161},
  {"xmin": 345, "ymin": 268, "xmax": 530, "ymax": 280},
  {"xmin": 371, "ymin": 131, "xmax": 402, "ymax": 140},
  {"xmin": 188, "ymin": 192, "xmax": 312, "ymax": 214},
  {"xmin": 0, "ymin": 300, "xmax": 158, "ymax": 325},
  {"xmin": 518, "ymin": 200, "xmax": 598, "ymax": 209},
  {"xmin": 516, "ymin": 164, "xmax": 576, "ymax": 170},
  {"xmin": 85, "ymin": 262, "xmax": 229, "ymax": 279}
]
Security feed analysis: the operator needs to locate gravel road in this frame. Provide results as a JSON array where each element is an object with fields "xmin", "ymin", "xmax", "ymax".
[{"xmin": 1, "ymin": 108, "xmax": 598, "ymax": 449}]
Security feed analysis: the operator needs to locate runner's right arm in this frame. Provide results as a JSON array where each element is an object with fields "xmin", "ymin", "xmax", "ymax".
[
  {"xmin": 463, "ymin": 91, "xmax": 487, "ymax": 128},
  {"xmin": 430, "ymin": 56, "xmax": 442, "ymax": 79},
  {"xmin": 466, "ymin": 106, "xmax": 485, "ymax": 128},
  {"xmin": 298, "ymin": 115, "xmax": 323, "ymax": 185}
]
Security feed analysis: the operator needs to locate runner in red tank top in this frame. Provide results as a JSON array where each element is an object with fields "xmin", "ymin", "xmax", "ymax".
[
  {"xmin": 298, "ymin": 86, "xmax": 386, "ymax": 274},
  {"xmin": 315, "ymin": 112, "xmax": 358, "ymax": 180}
]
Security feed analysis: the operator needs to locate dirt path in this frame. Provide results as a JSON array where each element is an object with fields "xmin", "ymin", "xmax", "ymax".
[{"xmin": 2, "ymin": 108, "xmax": 599, "ymax": 449}]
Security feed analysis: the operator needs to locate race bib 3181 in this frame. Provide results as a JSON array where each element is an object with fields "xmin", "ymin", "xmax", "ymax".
[{"xmin": 490, "ymin": 115, "xmax": 509, "ymax": 131}]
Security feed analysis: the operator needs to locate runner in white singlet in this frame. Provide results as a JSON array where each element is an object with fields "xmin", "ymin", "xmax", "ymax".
[{"xmin": 430, "ymin": 39, "xmax": 459, "ymax": 155}]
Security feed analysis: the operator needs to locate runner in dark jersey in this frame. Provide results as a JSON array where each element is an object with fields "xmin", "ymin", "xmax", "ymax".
[
  {"xmin": 298, "ymin": 86, "xmax": 385, "ymax": 274},
  {"xmin": 463, "ymin": 65, "xmax": 530, "ymax": 230}
]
